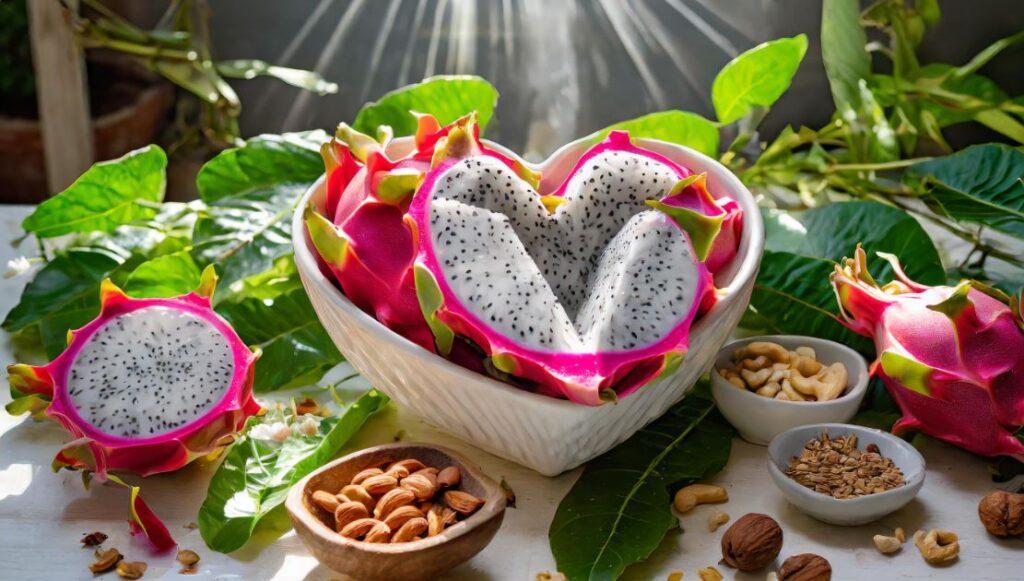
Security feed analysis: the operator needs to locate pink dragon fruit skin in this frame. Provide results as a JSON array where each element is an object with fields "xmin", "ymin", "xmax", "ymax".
[
  {"xmin": 831, "ymin": 246, "xmax": 1024, "ymax": 459},
  {"xmin": 7, "ymin": 267, "xmax": 261, "ymax": 477}
]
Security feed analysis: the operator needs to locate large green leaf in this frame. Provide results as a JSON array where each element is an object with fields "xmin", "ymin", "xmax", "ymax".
[
  {"xmin": 751, "ymin": 201, "xmax": 944, "ymax": 357},
  {"xmin": 216, "ymin": 259, "xmax": 343, "ymax": 392},
  {"xmin": 196, "ymin": 131, "xmax": 326, "ymax": 203},
  {"xmin": 549, "ymin": 382, "xmax": 732, "ymax": 581},
  {"xmin": 352, "ymin": 76, "xmax": 498, "ymax": 137},
  {"xmin": 192, "ymin": 131, "xmax": 327, "ymax": 288},
  {"xmin": 123, "ymin": 251, "xmax": 202, "ymax": 299},
  {"xmin": 596, "ymin": 111, "xmax": 719, "ymax": 158},
  {"xmin": 199, "ymin": 389, "xmax": 387, "ymax": 553},
  {"xmin": 906, "ymin": 144, "xmax": 1024, "ymax": 239},
  {"xmin": 712, "ymin": 35, "xmax": 807, "ymax": 124},
  {"xmin": 917, "ymin": 64, "xmax": 1008, "ymax": 127},
  {"xmin": 22, "ymin": 146, "xmax": 167, "ymax": 238},
  {"xmin": 821, "ymin": 0, "xmax": 870, "ymax": 116}
]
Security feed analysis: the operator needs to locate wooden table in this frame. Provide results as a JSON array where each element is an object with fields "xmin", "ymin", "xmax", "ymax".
[{"xmin": 1, "ymin": 205, "xmax": 1021, "ymax": 580}]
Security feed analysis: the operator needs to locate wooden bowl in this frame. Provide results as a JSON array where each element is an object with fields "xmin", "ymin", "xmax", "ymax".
[{"xmin": 286, "ymin": 442, "xmax": 507, "ymax": 580}]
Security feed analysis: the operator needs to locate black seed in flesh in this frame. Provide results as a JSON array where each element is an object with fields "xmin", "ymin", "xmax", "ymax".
[
  {"xmin": 428, "ymin": 152, "xmax": 699, "ymax": 354},
  {"xmin": 66, "ymin": 306, "xmax": 234, "ymax": 438}
]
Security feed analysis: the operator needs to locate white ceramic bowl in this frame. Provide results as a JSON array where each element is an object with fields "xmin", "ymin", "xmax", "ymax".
[
  {"xmin": 292, "ymin": 135, "xmax": 763, "ymax": 476},
  {"xmin": 767, "ymin": 423, "xmax": 925, "ymax": 525},
  {"xmin": 710, "ymin": 335, "xmax": 869, "ymax": 445}
]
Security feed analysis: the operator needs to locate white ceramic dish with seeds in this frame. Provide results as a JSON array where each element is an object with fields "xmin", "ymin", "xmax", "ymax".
[
  {"xmin": 767, "ymin": 423, "xmax": 926, "ymax": 526},
  {"xmin": 710, "ymin": 335, "xmax": 869, "ymax": 445}
]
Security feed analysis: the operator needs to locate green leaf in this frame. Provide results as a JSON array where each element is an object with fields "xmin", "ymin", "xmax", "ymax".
[
  {"xmin": 596, "ymin": 111, "xmax": 719, "ymax": 158},
  {"xmin": 917, "ymin": 64, "xmax": 1008, "ymax": 127},
  {"xmin": 123, "ymin": 251, "xmax": 202, "ymax": 299},
  {"xmin": 192, "ymin": 131, "xmax": 328, "ymax": 288},
  {"xmin": 751, "ymin": 201, "xmax": 944, "ymax": 357},
  {"xmin": 712, "ymin": 35, "xmax": 807, "ymax": 125},
  {"xmin": 549, "ymin": 382, "xmax": 732, "ymax": 580},
  {"xmin": 906, "ymin": 144, "xmax": 1024, "ymax": 239},
  {"xmin": 199, "ymin": 389, "xmax": 388, "ymax": 553},
  {"xmin": 22, "ymin": 145, "xmax": 167, "ymax": 238},
  {"xmin": 352, "ymin": 76, "xmax": 498, "ymax": 137},
  {"xmin": 217, "ymin": 258, "xmax": 343, "ymax": 392},
  {"xmin": 215, "ymin": 60, "xmax": 338, "ymax": 96},
  {"xmin": 821, "ymin": 0, "xmax": 871, "ymax": 115},
  {"xmin": 196, "ymin": 131, "xmax": 327, "ymax": 203}
]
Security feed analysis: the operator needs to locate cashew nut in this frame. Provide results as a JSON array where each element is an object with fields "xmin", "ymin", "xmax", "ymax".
[
  {"xmin": 756, "ymin": 382, "xmax": 781, "ymax": 398},
  {"xmin": 914, "ymin": 529, "xmax": 959, "ymax": 565},
  {"xmin": 896, "ymin": 527, "xmax": 905, "ymax": 542},
  {"xmin": 673, "ymin": 484, "xmax": 728, "ymax": 513},
  {"xmin": 736, "ymin": 341, "xmax": 790, "ymax": 363},
  {"xmin": 788, "ymin": 363, "xmax": 847, "ymax": 402},
  {"xmin": 795, "ymin": 346, "xmax": 816, "ymax": 359},
  {"xmin": 707, "ymin": 510, "xmax": 730, "ymax": 532},
  {"xmin": 790, "ymin": 353, "xmax": 823, "ymax": 377},
  {"xmin": 741, "ymin": 355, "xmax": 770, "ymax": 370},
  {"xmin": 873, "ymin": 533, "xmax": 902, "ymax": 554},
  {"xmin": 741, "ymin": 368, "xmax": 772, "ymax": 388},
  {"xmin": 721, "ymin": 369, "xmax": 745, "ymax": 389},
  {"xmin": 780, "ymin": 379, "xmax": 807, "ymax": 401},
  {"xmin": 697, "ymin": 567, "xmax": 723, "ymax": 581}
]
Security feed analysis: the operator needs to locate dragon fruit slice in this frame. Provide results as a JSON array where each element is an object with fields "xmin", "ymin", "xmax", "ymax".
[
  {"xmin": 831, "ymin": 246, "xmax": 1024, "ymax": 459},
  {"xmin": 308, "ymin": 113, "xmax": 737, "ymax": 404},
  {"xmin": 8, "ymin": 266, "xmax": 260, "ymax": 476}
]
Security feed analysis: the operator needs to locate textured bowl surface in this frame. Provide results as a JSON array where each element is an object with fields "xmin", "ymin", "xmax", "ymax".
[
  {"xmin": 767, "ymin": 423, "xmax": 925, "ymax": 526},
  {"xmin": 292, "ymin": 135, "xmax": 764, "ymax": 475},
  {"xmin": 711, "ymin": 335, "xmax": 870, "ymax": 445},
  {"xmin": 286, "ymin": 443, "xmax": 505, "ymax": 581}
]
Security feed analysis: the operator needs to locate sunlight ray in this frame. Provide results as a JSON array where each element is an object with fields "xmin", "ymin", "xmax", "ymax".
[
  {"xmin": 359, "ymin": 0, "xmax": 404, "ymax": 104},
  {"xmin": 398, "ymin": 0, "xmax": 431, "ymax": 86},
  {"xmin": 665, "ymin": 0, "xmax": 740, "ymax": 56}
]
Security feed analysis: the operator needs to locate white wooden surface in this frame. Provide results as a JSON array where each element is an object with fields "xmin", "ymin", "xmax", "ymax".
[{"xmin": 1, "ymin": 205, "xmax": 1021, "ymax": 580}]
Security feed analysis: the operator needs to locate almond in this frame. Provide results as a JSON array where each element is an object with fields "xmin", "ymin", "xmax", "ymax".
[
  {"xmin": 374, "ymin": 487, "xmax": 415, "ymax": 519},
  {"xmin": 351, "ymin": 467, "xmax": 384, "ymax": 485},
  {"xmin": 414, "ymin": 467, "xmax": 439, "ymax": 478},
  {"xmin": 383, "ymin": 505, "xmax": 423, "ymax": 530},
  {"xmin": 391, "ymin": 517, "xmax": 428, "ymax": 543},
  {"xmin": 312, "ymin": 490, "xmax": 340, "ymax": 514},
  {"xmin": 334, "ymin": 501, "xmax": 369, "ymax": 531},
  {"xmin": 339, "ymin": 517, "xmax": 378, "ymax": 539},
  {"xmin": 364, "ymin": 520, "xmax": 392, "ymax": 543},
  {"xmin": 386, "ymin": 464, "xmax": 411, "ymax": 479},
  {"xmin": 444, "ymin": 490, "xmax": 483, "ymax": 515},
  {"xmin": 437, "ymin": 466, "xmax": 461, "ymax": 489},
  {"xmin": 389, "ymin": 459, "xmax": 427, "ymax": 473},
  {"xmin": 362, "ymin": 474, "xmax": 399, "ymax": 496},
  {"xmin": 401, "ymin": 473, "xmax": 437, "ymax": 501},
  {"xmin": 427, "ymin": 504, "xmax": 458, "ymax": 536},
  {"xmin": 339, "ymin": 484, "xmax": 375, "ymax": 512}
]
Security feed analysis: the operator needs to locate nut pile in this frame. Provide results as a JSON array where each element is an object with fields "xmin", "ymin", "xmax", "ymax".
[
  {"xmin": 718, "ymin": 341, "xmax": 848, "ymax": 401},
  {"xmin": 784, "ymin": 432, "xmax": 905, "ymax": 499},
  {"xmin": 310, "ymin": 458, "xmax": 483, "ymax": 543}
]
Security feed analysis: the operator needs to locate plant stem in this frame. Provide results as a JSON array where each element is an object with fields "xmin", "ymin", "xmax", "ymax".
[{"xmin": 825, "ymin": 158, "xmax": 931, "ymax": 172}]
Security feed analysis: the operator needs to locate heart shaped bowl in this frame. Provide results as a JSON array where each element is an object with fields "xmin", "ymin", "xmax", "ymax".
[
  {"xmin": 292, "ymin": 135, "xmax": 764, "ymax": 475},
  {"xmin": 286, "ymin": 443, "xmax": 506, "ymax": 581}
]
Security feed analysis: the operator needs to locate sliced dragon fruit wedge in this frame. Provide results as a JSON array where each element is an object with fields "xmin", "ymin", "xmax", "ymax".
[
  {"xmin": 8, "ymin": 266, "xmax": 260, "ymax": 477},
  {"xmin": 308, "ymin": 113, "xmax": 737, "ymax": 405}
]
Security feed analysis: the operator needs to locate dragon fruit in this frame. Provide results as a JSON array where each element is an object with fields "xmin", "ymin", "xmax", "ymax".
[
  {"xmin": 831, "ymin": 246, "xmax": 1024, "ymax": 459},
  {"xmin": 7, "ymin": 266, "xmax": 261, "ymax": 548},
  {"xmin": 307, "ymin": 113, "xmax": 742, "ymax": 405}
]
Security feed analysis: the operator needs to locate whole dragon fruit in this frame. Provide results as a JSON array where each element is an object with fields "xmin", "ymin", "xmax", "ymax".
[
  {"xmin": 307, "ymin": 113, "xmax": 742, "ymax": 405},
  {"xmin": 7, "ymin": 266, "xmax": 261, "ymax": 548},
  {"xmin": 831, "ymin": 246, "xmax": 1024, "ymax": 459}
]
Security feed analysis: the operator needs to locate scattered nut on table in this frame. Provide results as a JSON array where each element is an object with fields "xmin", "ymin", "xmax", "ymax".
[
  {"xmin": 116, "ymin": 560, "xmax": 147, "ymax": 580},
  {"xmin": 913, "ymin": 529, "xmax": 959, "ymax": 565},
  {"xmin": 697, "ymin": 566, "xmax": 723, "ymax": 581},
  {"xmin": 777, "ymin": 553, "xmax": 832, "ymax": 581},
  {"xmin": 673, "ymin": 483, "xmax": 728, "ymax": 514},
  {"xmin": 708, "ymin": 510, "xmax": 730, "ymax": 532},
  {"xmin": 978, "ymin": 490, "xmax": 1024, "ymax": 537},
  {"xmin": 721, "ymin": 513, "xmax": 784, "ymax": 571},
  {"xmin": 89, "ymin": 548, "xmax": 123, "ymax": 574},
  {"xmin": 718, "ymin": 341, "xmax": 848, "ymax": 402}
]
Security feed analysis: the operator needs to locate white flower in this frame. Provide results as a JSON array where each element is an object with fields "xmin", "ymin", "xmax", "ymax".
[
  {"xmin": 292, "ymin": 414, "xmax": 321, "ymax": 437},
  {"xmin": 249, "ymin": 421, "xmax": 292, "ymax": 442},
  {"xmin": 4, "ymin": 256, "xmax": 31, "ymax": 279}
]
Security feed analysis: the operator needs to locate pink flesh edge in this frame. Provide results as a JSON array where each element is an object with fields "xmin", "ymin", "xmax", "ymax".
[
  {"xmin": 43, "ymin": 292, "xmax": 257, "ymax": 449},
  {"xmin": 408, "ymin": 139, "xmax": 711, "ymax": 403}
]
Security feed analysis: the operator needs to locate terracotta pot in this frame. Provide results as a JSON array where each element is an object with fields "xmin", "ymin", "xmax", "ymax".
[{"xmin": 0, "ymin": 64, "xmax": 171, "ymax": 204}]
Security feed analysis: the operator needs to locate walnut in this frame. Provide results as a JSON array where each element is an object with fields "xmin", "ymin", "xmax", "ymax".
[
  {"xmin": 720, "ymin": 513, "xmax": 783, "ymax": 571},
  {"xmin": 978, "ymin": 490, "xmax": 1024, "ymax": 537},
  {"xmin": 778, "ymin": 553, "xmax": 832, "ymax": 580}
]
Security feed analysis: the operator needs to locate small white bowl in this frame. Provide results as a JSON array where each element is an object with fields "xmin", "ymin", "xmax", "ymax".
[
  {"xmin": 710, "ymin": 335, "xmax": 869, "ymax": 445},
  {"xmin": 767, "ymin": 423, "xmax": 925, "ymax": 526}
]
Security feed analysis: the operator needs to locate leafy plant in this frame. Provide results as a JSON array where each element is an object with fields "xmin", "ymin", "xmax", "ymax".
[
  {"xmin": 548, "ymin": 381, "xmax": 732, "ymax": 580},
  {"xmin": 199, "ymin": 388, "xmax": 388, "ymax": 553}
]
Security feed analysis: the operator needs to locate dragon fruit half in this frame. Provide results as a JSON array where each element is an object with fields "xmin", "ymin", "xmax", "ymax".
[
  {"xmin": 306, "ymin": 113, "xmax": 742, "ymax": 405},
  {"xmin": 7, "ymin": 267, "xmax": 261, "ymax": 548},
  {"xmin": 831, "ymin": 246, "xmax": 1024, "ymax": 459}
]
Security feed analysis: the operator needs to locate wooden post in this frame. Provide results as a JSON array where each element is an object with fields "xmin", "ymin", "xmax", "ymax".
[{"xmin": 28, "ymin": 0, "xmax": 93, "ymax": 194}]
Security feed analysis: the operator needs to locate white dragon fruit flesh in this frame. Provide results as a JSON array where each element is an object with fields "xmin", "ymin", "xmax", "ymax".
[
  {"xmin": 307, "ymin": 113, "xmax": 742, "ymax": 405},
  {"xmin": 831, "ymin": 246, "xmax": 1024, "ymax": 459}
]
